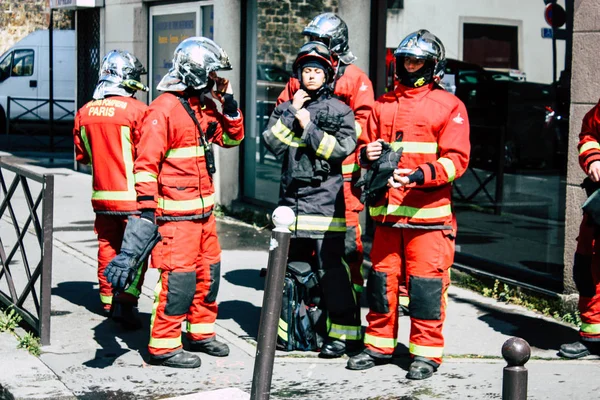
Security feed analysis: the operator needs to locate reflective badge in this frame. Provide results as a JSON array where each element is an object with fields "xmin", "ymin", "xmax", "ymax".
[
  {"xmin": 452, "ymin": 113, "xmax": 464, "ymax": 124},
  {"xmin": 414, "ymin": 77, "xmax": 426, "ymax": 87},
  {"xmin": 359, "ymin": 82, "xmax": 368, "ymax": 92}
]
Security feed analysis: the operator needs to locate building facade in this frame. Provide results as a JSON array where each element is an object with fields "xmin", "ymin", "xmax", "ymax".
[{"xmin": 23, "ymin": 0, "xmax": 594, "ymax": 297}]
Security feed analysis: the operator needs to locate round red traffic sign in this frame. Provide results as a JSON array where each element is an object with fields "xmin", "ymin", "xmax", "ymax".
[{"xmin": 545, "ymin": 3, "xmax": 566, "ymax": 28}]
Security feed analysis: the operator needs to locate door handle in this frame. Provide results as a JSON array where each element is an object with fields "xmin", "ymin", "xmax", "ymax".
[{"xmin": 29, "ymin": 80, "xmax": 37, "ymax": 88}]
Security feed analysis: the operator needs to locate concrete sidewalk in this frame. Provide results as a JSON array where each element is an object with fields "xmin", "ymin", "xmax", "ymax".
[{"xmin": 1, "ymin": 154, "xmax": 600, "ymax": 400}]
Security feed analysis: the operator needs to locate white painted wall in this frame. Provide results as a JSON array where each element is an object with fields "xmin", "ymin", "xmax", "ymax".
[
  {"xmin": 213, "ymin": 0, "xmax": 242, "ymax": 207},
  {"xmin": 387, "ymin": 0, "xmax": 567, "ymax": 83},
  {"xmin": 339, "ymin": 0, "xmax": 371, "ymax": 75}
]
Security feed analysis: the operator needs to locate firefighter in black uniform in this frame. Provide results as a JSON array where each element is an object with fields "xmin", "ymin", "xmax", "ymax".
[{"xmin": 262, "ymin": 42, "xmax": 361, "ymax": 357}]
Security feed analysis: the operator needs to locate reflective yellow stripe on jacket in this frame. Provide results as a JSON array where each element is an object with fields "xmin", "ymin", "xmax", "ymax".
[
  {"xmin": 369, "ymin": 204, "xmax": 452, "ymax": 220},
  {"xmin": 355, "ymin": 121, "xmax": 362, "ymax": 138},
  {"xmin": 580, "ymin": 141, "xmax": 600, "ymax": 154},
  {"xmin": 223, "ymin": 131, "xmax": 242, "ymax": 146},
  {"xmin": 342, "ymin": 163, "xmax": 360, "ymax": 175},
  {"xmin": 391, "ymin": 141, "xmax": 438, "ymax": 154},
  {"xmin": 315, "ymin": 133, "xmax": 336, "ymax": 159},
  {"xmin": 135, "ymin": 171, "xmax": 158, "ymax": 183},
  {"xmin": 271, "ymin": 119, "xmax": 306, "ymax": 148},
  {"xmin": 165, "ymin": 146, "xmax": 205, "ymax": 158},
  {"xmin": 158, "ymin": 194, "xmax": 215, "ymax": 212},
  {"xmin": 291, "ymin": 215, "xmax": 346, "ymax": 232},
  {"xmin": 438, "ymin": 157, "xmax": 456, "ymax": 182}
]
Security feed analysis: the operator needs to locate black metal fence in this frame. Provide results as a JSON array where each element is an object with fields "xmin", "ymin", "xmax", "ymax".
[{"xmin": 0, "ymin": 159, "xmax": 54, "ymax": 345}]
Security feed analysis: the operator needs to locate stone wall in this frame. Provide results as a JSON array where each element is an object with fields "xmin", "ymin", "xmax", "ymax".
[
  {"xmin": 257, "ymin": 0, "xmax": 338, "ymax": 70},
  {"xmin": 0, "ymin": 0, "xmax": 73, "ymax": 55}
]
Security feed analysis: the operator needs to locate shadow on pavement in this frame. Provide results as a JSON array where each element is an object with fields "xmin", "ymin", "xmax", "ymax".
[
  {"xmin": 223, "ymin": 269, "xmax": 264, "ymax": 291},
  {"xmin": 218, "ymin": 299, "xmax": 261, "ymax": 339},
  {"xmin": 449, "ymin": 293, "xmax": 577, "ymax": 350},
  {"xmin": 53, "ymin": 281, "xmax": 150, "ymax": 368}
]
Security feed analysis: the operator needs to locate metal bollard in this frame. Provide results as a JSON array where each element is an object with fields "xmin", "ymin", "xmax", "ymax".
[
  {"xmin": 250, "ymin": 206, "xmax": 295, "ymax": 400},
  {"xmin": 501, "ymin": 337, "xmax": 531, "ymax": 400}
]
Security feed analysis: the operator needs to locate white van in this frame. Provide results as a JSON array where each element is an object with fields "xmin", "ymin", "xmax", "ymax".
[{"xmin": 0, "ymin": 30, "xmax": 75, "ymax": 131}]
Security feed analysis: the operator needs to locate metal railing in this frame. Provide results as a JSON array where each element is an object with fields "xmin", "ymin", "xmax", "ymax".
[
  {"xmin": 5, "ymin": 96, "xmax": 75, "ymax": 128},
  {"xmin": 4, "ymin": 96, "xmax": 75, "ymax": 151},
  {"xmin": 0, "ymin": 159, "xmax": 54, "ymax": 345}
]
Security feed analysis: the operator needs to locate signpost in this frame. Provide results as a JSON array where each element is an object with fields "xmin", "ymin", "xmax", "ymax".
[{"xmin": 543, "ymin": 2, "xmax": 567, "ymax": 86}]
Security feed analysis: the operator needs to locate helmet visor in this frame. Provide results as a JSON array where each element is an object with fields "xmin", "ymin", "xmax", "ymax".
[{"xmin": 300, "ymin": 41, "xmax": 331, "ymax": 61}]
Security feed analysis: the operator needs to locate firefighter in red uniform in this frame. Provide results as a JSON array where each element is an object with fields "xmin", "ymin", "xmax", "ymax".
[
  {"xmin": 347, "ymin": 30, "xmax": 470, "ymax": 380},
  {"xmin": 133, "ymin": 37, "xmax": 244, "ymax": 368},
  {"xmin": 559, "ymin": 100, "xmax": 600, "ymax": 359},
  {"xmin": 73, "ymin": 50, "xmax": 149, "ymax": 328},
  {"xmin": 276, "ymin": 13, "xmax": 374, "ymax": 299}
]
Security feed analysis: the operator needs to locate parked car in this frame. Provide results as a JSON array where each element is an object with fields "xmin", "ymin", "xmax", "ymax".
[{"xmin": 0, "ymin": 30, "xmax": 75, "ymax": 133}]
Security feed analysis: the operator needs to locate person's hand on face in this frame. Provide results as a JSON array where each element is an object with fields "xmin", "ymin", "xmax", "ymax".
[{"xmin": 209, "ymin": 71, "xmax": 232, "ymax": 103}]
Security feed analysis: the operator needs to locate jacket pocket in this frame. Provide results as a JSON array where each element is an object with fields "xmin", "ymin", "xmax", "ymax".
[
  {"xmin": 159, "ymin": 175, "xmax": 200, "ymax": 201},
  {"xmin": 152, "ymin": 224, "xmax": 176, "ymax": 270}
]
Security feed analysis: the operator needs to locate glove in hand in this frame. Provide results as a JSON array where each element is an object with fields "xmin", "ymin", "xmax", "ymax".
[
  {"xmin": 104, "ymin": 252, "xmax": 139, "ymax": 290},
  {"xmin": 222, "ymin": 94, "xmax": 238, "ymax": 117},
  {"xmin": 104, "ymin": 216, "xmax": 161, "ymax": 290}
]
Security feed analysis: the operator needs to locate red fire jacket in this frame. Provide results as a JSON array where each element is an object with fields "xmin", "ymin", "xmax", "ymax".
[
  {"xmin": 134, "ymin": 93, "xmax": 244, "ymax": 219},
  {"xmin": 276, "ymin": 63, "xmax": 374, "ymax": 211},
  {"xmin": 365, "ymin": 83, "xmax": 470, "ymax": 227},
  {"xmin": 73, "ymin": 96, "xmax": 147, "ymax": 213},
  {"xmin": 578, "ymin": 100, "xmax": 600, "ymax": 173}
]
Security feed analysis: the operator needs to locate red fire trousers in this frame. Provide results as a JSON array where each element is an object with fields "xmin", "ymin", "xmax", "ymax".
[
  {"xmin": 364, "ymin": 225, "xmax": 454, "ymax": 366},
  {"xmin": 574, "ymin": 214, "xmax": 600, "ymax": 342},
  {"xmin": 148, "ymin": 215, "xmax": 222, "ymax": 357}
]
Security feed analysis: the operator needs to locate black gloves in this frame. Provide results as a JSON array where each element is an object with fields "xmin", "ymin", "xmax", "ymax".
[
  {"xmin": 104, "ymin": 216, "xmax": 161, "ymax": 290},
  {"xmin": 355, "ymin": 142, "xmax": 403, "ymax": 205},
  {"xmin": 222, "ymin": 94, "xmax": 238, "ymax": 117},
  {"xmin": 140, "ymin": 209, "xmax": 155, "ymax": 224}
]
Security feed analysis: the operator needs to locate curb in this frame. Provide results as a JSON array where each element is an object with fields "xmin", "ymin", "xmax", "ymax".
[{"xmin": 0, "ymin": 332, "xmax": 75, "ymax": 400}]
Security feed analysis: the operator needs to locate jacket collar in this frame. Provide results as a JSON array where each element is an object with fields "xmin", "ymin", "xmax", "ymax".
[{"xmin": 394, "ymin": 83, "xmax": 433, "ymax": 100}]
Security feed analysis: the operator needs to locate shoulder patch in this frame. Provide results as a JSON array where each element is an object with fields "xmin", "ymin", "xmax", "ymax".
[{"xmin": 453, "ymin": 113, "xmax": 464, "ymax": 124}]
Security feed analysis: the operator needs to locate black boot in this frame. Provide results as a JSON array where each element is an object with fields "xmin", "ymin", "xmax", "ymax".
[
  {"xmin": 148, "ymin": 351, "xmax": 201, "ymax": 368},
  {"xmin": 558, "ymin": 341, "xmax": 593, "ymax": 359},
  {"xmin": 347, "ymin": 350, "xmax": 388, "ymax": 370},
  {"xmin": 188, "ymin": 336, "xmax": 230, "ymax": 357},
  {"xmin": 320, "ymin": 339, "xmax": 346, "ymax": 358},
  {"xmin": 406, "ymin": 360, "xmax": 437, "ymax": 380},
  {"xmin": 111, "ymin": 302, "xmax": 142, "ymax": 330}
]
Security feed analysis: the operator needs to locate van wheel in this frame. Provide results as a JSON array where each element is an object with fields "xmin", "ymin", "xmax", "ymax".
[{"xmin": 0, "ymin": 108, "xmax": 6, "ymax": 135}]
